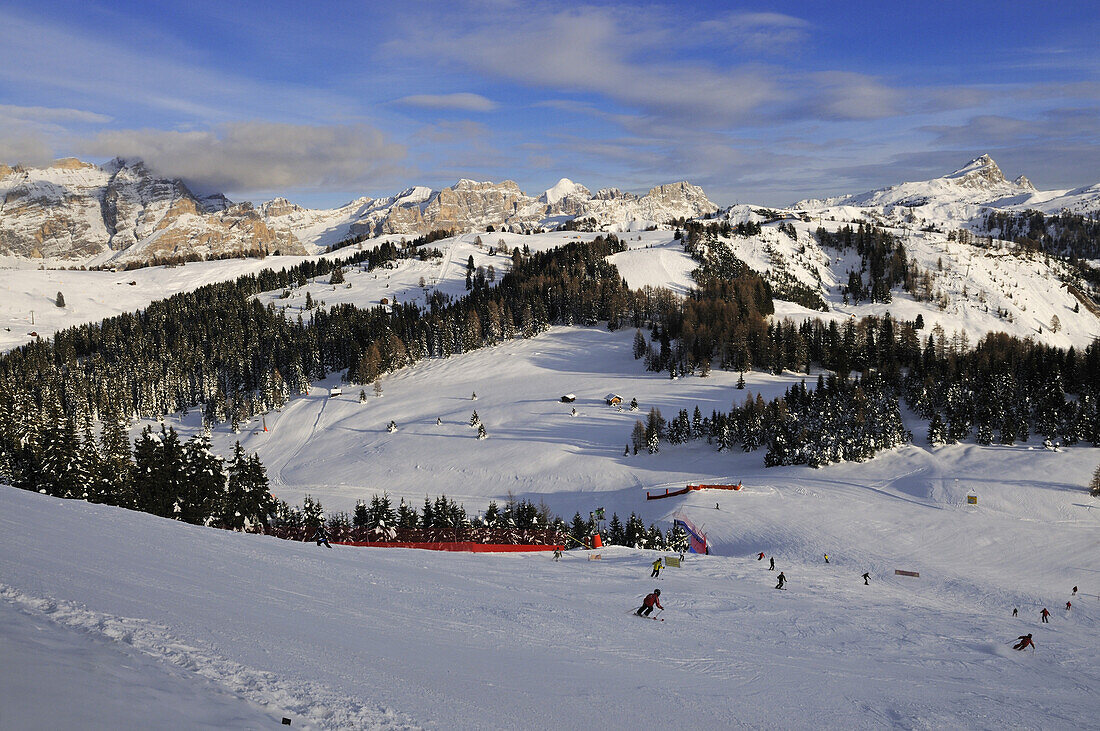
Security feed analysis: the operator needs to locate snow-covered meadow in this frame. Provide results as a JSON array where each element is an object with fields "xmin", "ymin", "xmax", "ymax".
[{"xmin": 3, "ymin": 320, "xmax": 1099, "ymax": 728}]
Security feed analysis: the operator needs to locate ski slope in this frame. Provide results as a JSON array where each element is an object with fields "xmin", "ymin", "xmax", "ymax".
[
  {"xmin": 1, "ymin": 475, "xmax": 1096, "ymax": 729},
  {"xmin": 5, "ymin": 320, "xmax": 1099, "ymax": 727}
]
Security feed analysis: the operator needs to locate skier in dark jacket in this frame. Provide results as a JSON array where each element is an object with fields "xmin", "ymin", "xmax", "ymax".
[
  {"xmin": 1013, "ymin": 634, "xmax": 1034, "ymax": 651},
  {"xmin": 1041, "ymin": 608, "xmax": 1050, "ymax": 623},
  {"xmin": 775, "ymin": 572, "xmax": 786, "ymax": 590},
  {"xmin": 769, "ymin": 557, "xmax": 775, "ymax": 571},
  {"xmin": 311, "ymin": 527, "xmax": 332, "ymax": 548},
  {"xmin": 636, "ymin": 589, "xmax": 663, "ymax": 616},
  {"xmin": 862, "ymin": 572, "xmax": 870, "ymax": 585},
  {"xmin": 757, "ymin": 552, "xmax": 765, "ymax": 561}
]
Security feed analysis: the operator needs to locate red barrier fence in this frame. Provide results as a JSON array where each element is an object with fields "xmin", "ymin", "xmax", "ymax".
[
  {"xmin": 334, "ymin": 541, "xmax": 563, "ymax": 553},
  {"xmin": 647, "ymin": 483, "xmax": 742, "ymax": 500}
]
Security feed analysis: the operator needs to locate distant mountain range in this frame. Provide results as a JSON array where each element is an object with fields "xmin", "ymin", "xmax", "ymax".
[
  {"xmin": 2, "ymin": 154, "xmax": 1096, "ymax": 266},
  {"xmin": 793, "ymin": 154, "xmax": 1100, "ymax": 223},
  {"xmin": 0, "ymin": 158, "xmax": 716, "ymax": 264}
]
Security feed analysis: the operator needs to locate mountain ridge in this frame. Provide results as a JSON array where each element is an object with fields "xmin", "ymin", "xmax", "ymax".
[{"xmin": 0, "ymin": 158, "xmax": 717, "ymax": 264}]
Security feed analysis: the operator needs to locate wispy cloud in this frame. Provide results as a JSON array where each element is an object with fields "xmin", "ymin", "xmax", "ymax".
[
  {"xmin": 0, "ymin": 104, "xmax": 111, "ymax": 124},
  {"xmin": 396, "ymin": 93, "xmax": 498, "ymax": 112},
  {"xmin": 696, "ymin": 11, "xmax": 810, "ymax": 53},
  {"xmin": 79, "ymin": 122, "xmax": 408, "ymax": 195}
]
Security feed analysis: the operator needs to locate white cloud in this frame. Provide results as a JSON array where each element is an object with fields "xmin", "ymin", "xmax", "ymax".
[
  {"xmin": 696, "ymin": 11, "xmax": 810, "ymax": 53},
  {"xmin": 0, "ymin": 104, "xmax": 111, "ymax": 124},
  {"xmin": 79, "ymin": 122, "xmax": 408, "ymax": 195},
  {"xmin": 396, "ymin": 93, "xmax": 498, "ymax": 112}
]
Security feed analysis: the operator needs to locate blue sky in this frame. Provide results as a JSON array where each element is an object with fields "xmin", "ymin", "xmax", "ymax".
[{"xmin": 1, "ymin": 0, "xmax": 1097, "ymax": 207}]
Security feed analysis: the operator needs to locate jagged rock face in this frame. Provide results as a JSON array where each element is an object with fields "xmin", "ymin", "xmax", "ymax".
[
  {"xmin": 0, "ymin": 158, "xmax": 308, "ymax": 262},
  {"xmin": 947, "ymin": 154, "xmax": 1008, "ymax": 189},
  {"xmin": 1, "ymin": 157, "xmax": 719, "ymax": 259}
]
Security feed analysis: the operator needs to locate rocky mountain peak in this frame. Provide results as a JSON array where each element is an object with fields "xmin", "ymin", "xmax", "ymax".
[
  {"xmin": 946, "ymin": 154, "xmax": 1008, "ymax": 188},
  {"xmin": 49, "ymin": 157, "xmax": 96, "ymax": 171},
  {"xmin": 1013, "ymin": 174, "xmax": 1035, "ymax": 190},
  {"xmin": 543, "ymin": 178, "xmax": 591, "ymax": 205}
]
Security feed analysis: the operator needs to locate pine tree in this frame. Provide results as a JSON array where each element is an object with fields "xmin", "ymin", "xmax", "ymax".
[
  {"xmin": 301, "ymin": 494, "xmax": 325, "ymax": 531},
  {"xmin": 388, "ymin": 420, "xmax": 397, "ymax": 433},
  {"xmin": 469, "ymin": 410, "xmax": 481, "ymax": 427},
  {"xmin": 1090, "ymin": 464, "xmax": 1100, "ymax": 497},
  {"xmin": 477, "ymin": 423, "xmax": 487, "ymax": 440},
  {"xmin": 606, "ymin": 513, "xmax": 625, "ymax": 545}
]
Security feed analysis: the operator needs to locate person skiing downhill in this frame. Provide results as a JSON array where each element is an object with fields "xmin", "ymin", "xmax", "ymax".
[
  {"xmin": 311, "ymin": 527, "xmax": 332, "ymax": 548},
  {"xmin": 824, "ymin": 554, "xmax": 830, "ymax": 564},
  {"xmin": 636, "ymin": 589, "xmax": 663, "ymax": 617},
  {"xmin": 651, "ymin": 558, "xmax": 663, "ymax": 578},
  {"xmin": 1041, "ymin": 608, "xmax": 1051, "ymax": 623},
  {"xmin": 757, "ymin": 552, "xmax": 765, "ymax": 561},
  {"xmin": 862, "ymin": 572, "xmax": 870, "ymax": 585},
  {"xmin": 1066, "ymin": 601, "xmax": 1072, "ymax": 611},
  {"xmin": 1012, "ymin": 607, "xmax": 1018, "ymax": 617},
  {"xmin": 1013, "ymin": 634, "xmax": 1034, "ymax": 651},
  {"xmin": 776, "ymin": 572, "xmax": 786, "ymax": 590},
  {"xmin": 1072, "ymin": 585, "xmax": 1078, "ymax": 596},
  {"xmin": 769, "ymin": 557, "xmax": 775, "ymax": 571}
]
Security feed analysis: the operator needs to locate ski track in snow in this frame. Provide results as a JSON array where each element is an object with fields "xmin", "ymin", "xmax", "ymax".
[{"xmin": 0, "ymin": 584, "xmax": 418, "ymax": 730}]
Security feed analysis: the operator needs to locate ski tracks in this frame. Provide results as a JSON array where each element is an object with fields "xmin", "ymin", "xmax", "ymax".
[{"xmin": 0, "ymin": 584, "xmax": 420, "ymax": 730}]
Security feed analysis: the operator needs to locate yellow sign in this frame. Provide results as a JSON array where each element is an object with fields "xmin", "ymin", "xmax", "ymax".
[
  {"xmin": 967, "ymin": 495, "xmax": 977, "ymax": 505},
  {"xmin": 665, "ymin": 557, "xmax": 681, "ymax": 567}
]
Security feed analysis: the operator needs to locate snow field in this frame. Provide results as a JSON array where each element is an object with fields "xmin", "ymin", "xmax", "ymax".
[{"xmin": 1, "ymin": 484, "xmax": 1096, "ymax": 729}]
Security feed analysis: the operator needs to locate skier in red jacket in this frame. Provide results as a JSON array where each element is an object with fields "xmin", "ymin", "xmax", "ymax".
[
  {"xmin": 1013, "ymin": 634, "xmax": 1034, "ymax": 651},
  {"xmin": 636, "ymin": 589, "xmax": 663, "ymax": 617},
  {"xmin": 1041, "ymin": 608, "xmax": 1051, "ymax": 623}
]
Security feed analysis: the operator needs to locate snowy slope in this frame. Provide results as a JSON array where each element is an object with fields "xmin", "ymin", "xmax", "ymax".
[
  {"xmin": 795, "ymin": 154, "xmax": 1099, "ymax": 230},
  {"xmin": 2, "ymin": 428, "xmax": 1097, "ymax": 729}
]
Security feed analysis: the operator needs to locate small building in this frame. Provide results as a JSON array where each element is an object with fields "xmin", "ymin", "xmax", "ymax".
[
  {"xmin": 560, "ymin": 394, "xmax": 576, "ymax": 403},
  {"xmin": 605, "ymin": 393, "xmax": 623, "ymax": 406}
]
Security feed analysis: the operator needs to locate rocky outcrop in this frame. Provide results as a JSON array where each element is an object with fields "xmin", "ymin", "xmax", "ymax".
[
  {"xmin": 0, "ymin": 158, "xmax": 308, "ymax": 263},
  {"xmin": 0, "ymin": 157, "xmax": 718, "ymax": 261}
]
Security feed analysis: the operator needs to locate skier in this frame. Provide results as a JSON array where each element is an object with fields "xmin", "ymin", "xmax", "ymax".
[
  {"xmin": 553, "ymin": 548, "xmax": 562, "ymax": 561},
  {"xmin": 824, "ymin": 553, "xmax": 830, "ymax": 564},
  {"xmin": 436, "ymin": 417, "xmax": 442, "ymax": 426},
  {"xmin": 1012, "ymin": 607, "xmax": 1018, "ymax": 617},
  {"xmin": 1013, "ymin": 633, "xmax": 1035, "ymax": 651},
  {"xmin": 1041, "ymin": 608, "xmax": 1050, "ymax": 623},
  {"xmin": 769, "ymin": 557, "xmax": 775, "ymax": 571},
  {"xmin": 862, "ymin": 572, "xmax": 870, "ymax": 585},
  {"xmin": 1065, "ymin": 601, "xmax": 1072, "ymax": 611},
  {"xmin": 1072, "ymin": 585, "xmax": 1078, "ymax": 596},
  {"xmin": 715, "ymin": 503, "xmax": 720, "ymax": 510},
  {"xmin": 757, "ymin": 552, "xmax": 765, "ymax": 561},
  {"xmin": 636, "ymin": 589, "xmax": 663, "ymax": 617},
  {"xmin": 776, "ymin": 572, "xmax": 787, "ymax": 590},
  {"xmin": 311, "ymin": 527, "xmax": 332, "ymax": 548}
]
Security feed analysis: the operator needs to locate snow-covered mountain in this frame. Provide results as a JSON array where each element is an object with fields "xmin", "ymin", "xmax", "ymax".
[
  {"xmin": 0, "ymin": 158, "xmax": 307, "ymax": 264},
  {"xmin": 795, "ymin": 154, "xmax": 1100, "ymax": 224},
  {"xmin": 259, "ymin": 177, "xmax": 718, "ymax": 249},
  {"xmin": 0, "ymin": 158, "xmax": 717, "ymax": 264}
]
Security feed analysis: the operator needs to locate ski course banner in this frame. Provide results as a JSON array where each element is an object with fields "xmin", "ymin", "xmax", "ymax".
[{"xmin": 675, "ymin": 517, "xmax": 708, "ymax": 554}]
